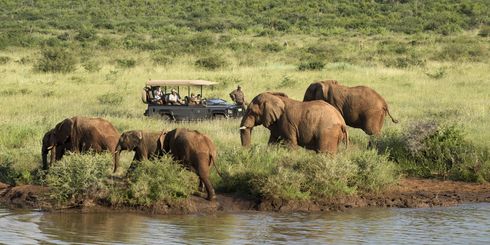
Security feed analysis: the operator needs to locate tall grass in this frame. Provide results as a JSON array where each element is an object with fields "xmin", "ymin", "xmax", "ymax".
[{"xmin": 0, "ymin": 30, "xmax": 488, "ymax": 205}]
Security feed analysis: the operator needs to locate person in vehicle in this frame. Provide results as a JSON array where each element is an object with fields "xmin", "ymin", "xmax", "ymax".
[
  {"xmin": 168, "ymin": 89, "xmax": 182, "ymax": 105},
  {"xmin": 229, "ymin": 85, "xmax": 246, "ymax": 109},
  {"xmin": 188, "ymin": 93, "xmax": 200, "ymax": 105},
  {"xmin": 153, "ymin": 86, "xmax": 164, "ymax": 104}
]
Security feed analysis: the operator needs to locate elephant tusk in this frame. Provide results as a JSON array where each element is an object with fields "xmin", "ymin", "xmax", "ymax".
[
  {"xmin": 239, "ymin": 126, "xmax": 247, "ymax": 130},
  {"xmin": 46, "ymin": 145, "xmax": 54, "ymax": 150}
]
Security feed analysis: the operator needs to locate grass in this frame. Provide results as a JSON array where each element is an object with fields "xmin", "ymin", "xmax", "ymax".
[{"xmin": 0, "ymin": 30, "xmax": 488, "ymax": 205}]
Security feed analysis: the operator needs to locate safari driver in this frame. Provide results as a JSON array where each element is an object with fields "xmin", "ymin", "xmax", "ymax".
[{"xmin": 229, "ymin": 85, "xmax": 246, "ymax": 109}]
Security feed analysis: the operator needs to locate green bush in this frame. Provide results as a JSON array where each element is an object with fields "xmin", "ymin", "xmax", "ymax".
[
  {"xmin": 97, "ymin": 92, "xmax": 124, "ymax": 105},
  {"xmin": 75, "ymin": 26, "xmax": 97, "ymax": 42},
  {"xmin": 298, "ymin": 60, "xmax": 325, "ymax": 71},
  {"xmin": 0, "ymin": 56, "xmax": 11, "ymax": 65},
  {"xmin": 35, "ymin": 48, "xmax": 77, "ymax": 73},
  {"xmin": 195, "ymin": 55, "xmax": 228, "ymax": 70},
  {"xmin": 217, "ymin": 146, "xmax": 398, "ymax": 201},
  {"xmin": 276, "ymin": 75, "xmax": 298, "ymax": 88},
  {"xmin": 262, "ymin": 42, "xmax": 284, "ymax": 52},
  {"xmin": 375, "ymin": 121, "xmax": 490, "ymax": 182},
  {"xmin": 478, "ymin": 25, "xmax": 490, "ymax": 37},
  {"xmin": 46, "ymin": 154, "xmax": 111, "ymax": 203},
  {"xmin": 115, "ymin": 58, "xmax": 136, "ymax": 68},
  {"xmin": 82, "ymin": 60, "xmax": 102, "ymax": 72},
  {"xmin": 152, "ymin": 52, "xmax": 173, "ymax": 65},
  {"xmin": 110, "ymin": 157, "xmax": 197, "ymax": 206}
]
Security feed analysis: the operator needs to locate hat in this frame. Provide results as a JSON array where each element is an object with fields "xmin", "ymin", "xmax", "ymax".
[
  {"xmin": 237, "ymin": 85, "xmax": 242, "ymax": 89},
  {"xmin": 171, "ymin": 89, "xmax": 177, "ymax": 92}
]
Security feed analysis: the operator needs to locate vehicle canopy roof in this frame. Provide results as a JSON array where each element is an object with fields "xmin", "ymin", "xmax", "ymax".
[{"xmin": 146, "ymin": 80, "xmax": 218, "ymax": 86}]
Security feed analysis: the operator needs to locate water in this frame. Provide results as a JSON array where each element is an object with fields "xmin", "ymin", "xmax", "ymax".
[{"xmin": 1, "ymin": 203, "xmax": 489, "ymax": 244}]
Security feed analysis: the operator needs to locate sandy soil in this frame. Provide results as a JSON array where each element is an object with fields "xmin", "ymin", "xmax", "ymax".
[{"xmin": 1, "ymin": 178, "xmax": 489, "ymax": 214}]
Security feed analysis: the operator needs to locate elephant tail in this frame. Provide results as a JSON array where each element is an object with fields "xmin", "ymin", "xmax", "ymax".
[
  {"xmin": 341, "ymin": 124, "xmax": 349, "ymax": 148},
  {"xmin": 384, "ymin": 106, "xmax": 399, "ymax": 124},
  {"xmin": 210, "ymin": 153, "xmax": 223, "ymax": 178}
]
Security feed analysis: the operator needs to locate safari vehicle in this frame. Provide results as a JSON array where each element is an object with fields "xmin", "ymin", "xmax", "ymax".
[{"xmin": 142, "ymin": 80, "xmax": 245, "ymax": 121}]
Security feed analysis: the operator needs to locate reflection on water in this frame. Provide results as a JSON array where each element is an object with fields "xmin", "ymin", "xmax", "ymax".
[{"xmin": 1, "ymin": 203, "xmax": 489, "ymax": 244}]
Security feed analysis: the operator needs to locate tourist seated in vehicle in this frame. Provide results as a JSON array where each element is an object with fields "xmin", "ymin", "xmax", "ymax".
[
  {"xmin": 167, "ymin": 89, "xmax": 183, "ymax": 105},
  {"xmin": 188, "ymin": 93, "xmax": 201, "ymax": 105},
  {"xmin": 152, "ymin": 86, "xmax": 164, "ymax": 104}
]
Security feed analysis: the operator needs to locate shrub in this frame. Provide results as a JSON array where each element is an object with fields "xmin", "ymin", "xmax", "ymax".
[
  {"xmin": 75, "ymin": 26, "xmax": 97, "ymax": 42},
  {"xmin": 478, "ymin": 25, "xmax": 490, "ymax": 37},
  {"xmin": 82, "ymin": 60, "xmax": 102, "ymax": 72},
  {"xmin": 262, "ymin": 42, "xmax": 283, "ymax": 52},
  {"xmin": 217, "ymin": 146, "xmax": 398, "ymax": 201},
  {"xmin": 0, "ymin": 154, "xmax": 20, "ymax": 185},
  {"xmin": 35, "ymin": 48, "xmax": 77, "ymax": 73},
  {"xmin": 97, "ymin": 92, "xmax": 123, "ymax": 105},
  {"xmin": 46, "ymin": 154, "xmax": 111, "ymax": 203},
  {"xmin": 195, "ymin": 55, "xmax": 228, "ymax": 70},
  {"xmin": 0, "ymin": 56, "xmax": 11, "ymax": 65},
  {"xmin": 152, "ymin": 52, "xmax": 173, "ymax": 65},
  {"xmin": 110, "ymin": 157, "xmax": 197, "ymax": 206},
  {"xmin": 115, "ymin": 58, "xmax": 136, "ymax": 68},
  {"xmin": 375, "ymin": 121, "xmax": 490, "ymax": 182},
  {"xmin": 425, "ymin": 67, "xmax": 447, "ymax": 79},
  {"xmin": 276, "ymin": 75, "xmax": 298, "ymax": 88},
  {"xmin": 298, "ymin": 60, "xmax": 325, "ymax": 71}
]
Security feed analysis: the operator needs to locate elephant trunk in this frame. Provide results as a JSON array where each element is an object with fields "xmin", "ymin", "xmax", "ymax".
[
  {"xmin": 113, "ymin": 144, "xmax": 121, "ymax": 173},
  {"xmin": 240, "ymin": 127, "xmax": 252, "ymax": 147},
  {"xmin": 42, "ymin": 150, "xmax": 49, "ymax": 170}
]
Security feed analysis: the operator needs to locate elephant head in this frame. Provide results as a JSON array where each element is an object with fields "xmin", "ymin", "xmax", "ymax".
[
  {"xmin": 303, "ymin": 80, "xmax": 338, "ymax": 101},
  {"xmin": 41, "ymin": 118, "xmax": 74, "ymax": 170},
  {"xmin": 113, "ymin": 130, "xmax": 166, "ymax": 173},
  {"xmin": 239, "ymin": 92, "xmax": 286, "ymax": 147},
  {"xmin": 41, "ymin": 129, "xmax": 56, "ymax": 170}
]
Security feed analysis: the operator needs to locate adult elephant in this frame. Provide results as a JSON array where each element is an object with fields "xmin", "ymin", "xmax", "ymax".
[
  {"xmin": 303, "ymin": 80, "xmax": 398, "ymax": 136},
  {"xmin": 239, "ymin": 92, "xmax": 348, "ymax": 154},
  {"xmin": 41, "ymin": 128, "xmax": 71, "ymax": 170},
  {"xmin": 113, "ymin": 130, "xmax": 165, "ymax": 173},
  {"xmin": 41, "ymin": 116, "xmax": 120, "ymax": 170},
  {"xmin": 162, "ymin": 128, "xmax": 219, "ymax": 201}
]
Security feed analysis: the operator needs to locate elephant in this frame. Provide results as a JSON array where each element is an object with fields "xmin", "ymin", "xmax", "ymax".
[
  {"xmin": 303, "ymin": 80, "xmax": 398, "ymax": 136},
  {"xmin": 239, "ymin": 92, "xmax": 348, "ymax": 154},
  {"xmin": 113, "ymin": 130, "xmax": 165, "ymax": 173},
  {"xmin": 162, "ymin": 128, "xmax": 219, "ymax": 201},
  {"xmin": 42, "ymin": 116, "xmax": 120, "ymax": 170},
  {"xmin": 41, "ymin": 128, "xmax": 72, "ymax": 170}
]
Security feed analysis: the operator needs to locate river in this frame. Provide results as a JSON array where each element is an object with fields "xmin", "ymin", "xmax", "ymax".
[{"xmin": 1, "ymin": 203, "xmax": 489, "ymax": 244}]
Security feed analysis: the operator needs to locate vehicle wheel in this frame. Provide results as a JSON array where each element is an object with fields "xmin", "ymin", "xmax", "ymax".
[
  {"xmin": 160, "ymin": 114, "xmax": 172, "ymax": 121},
  {"xmin": 213, "ymin": 114, "xmax": 226, "ymax": 120}
]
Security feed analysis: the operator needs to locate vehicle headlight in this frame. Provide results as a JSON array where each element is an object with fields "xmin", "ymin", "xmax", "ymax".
[
  {"xmin": 238, "ymin": 108, "xmax": 242, "ymax": 112},
  {"xmin": 227, "ymin": 109, "xmax": 233, "ymax": 114}
]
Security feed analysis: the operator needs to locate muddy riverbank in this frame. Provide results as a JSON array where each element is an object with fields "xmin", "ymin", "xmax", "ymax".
[{"xmin": 1, "ymin": 178, "xmax": 489, "ymax": 214}]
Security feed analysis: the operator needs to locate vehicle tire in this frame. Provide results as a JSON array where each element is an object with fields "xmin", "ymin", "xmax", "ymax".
[
  {"xmin": 213, "ymin": 114, "xmax": 226, "ymax": 120},
  {"xmin": 160, "ymin": 113, "xmax": 172, "ymax": 121}
]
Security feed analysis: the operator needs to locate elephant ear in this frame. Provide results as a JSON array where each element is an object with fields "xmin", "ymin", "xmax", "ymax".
[
  {"xmin": 54, "ymin": 118, "xmax": 73, "ymax": 144},
  {"xmin": 262, "ymin": 95, "xmax": 285, "ymax": 127}
]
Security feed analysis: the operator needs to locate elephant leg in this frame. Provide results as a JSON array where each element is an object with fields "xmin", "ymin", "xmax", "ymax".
[
  {"xmin": 318, "ymin": 128, "xmax": 339, "ymax": 154},
  {"xmin": 195, "ymin": 154, "xmax": 216, "ymax": 201},
  {"xmin": 268, "ymin": 134, "xmax": 280, "ymax": 144},
  {"xmin": 198, "ymin": 180, "xmax": 205, "ymax": 193}
]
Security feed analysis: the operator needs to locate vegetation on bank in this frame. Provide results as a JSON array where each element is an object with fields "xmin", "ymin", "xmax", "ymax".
[{"xmin": 0, "ymin": 0, "xmax": 489, "ymax": 206}]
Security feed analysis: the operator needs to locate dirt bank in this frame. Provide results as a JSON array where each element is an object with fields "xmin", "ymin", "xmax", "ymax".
[{"xmin": 1, "ymin": 178, "xmax": 489, "ymax": 214}]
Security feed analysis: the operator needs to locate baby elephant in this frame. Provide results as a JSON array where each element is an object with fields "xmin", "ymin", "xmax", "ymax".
[
  {"xmin": 162, "ymin": 128, "xmax": 218, "ymax": 201},
  {"xmin": 113, "ymin": 130, "xmax": 165, "ymax": 173}
]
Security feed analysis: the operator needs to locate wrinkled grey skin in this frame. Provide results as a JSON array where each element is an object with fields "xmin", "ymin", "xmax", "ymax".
[
  {"xmin": 42, "ymin": 116, "xmax": 120, "ymax": 170},
  {"xmin": 303, "ymin": 80, "xmax": 398, "ymax": 136},
  {"xmin": 114, "ymin": 130, "xmax": 165, "ymax": 173},
  {"xmin": 240, "ymin": 92, "xmax": 348, "ymax": 154},
  {"xmin": 41, "ymin": 128, "xmax": 71, "ymax": 170},
  {"xmin": 162, "ymin": 128, "xmax": 218, "ymax": 201}
]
